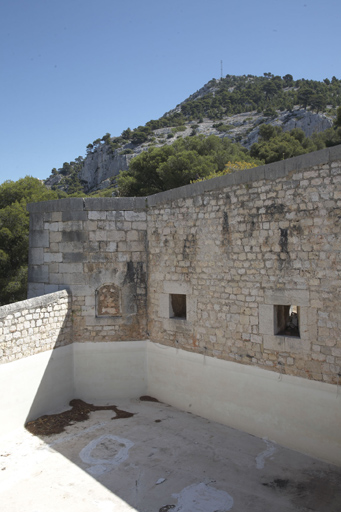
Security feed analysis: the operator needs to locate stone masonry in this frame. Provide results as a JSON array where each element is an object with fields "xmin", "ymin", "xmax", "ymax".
[
  {"xmin": 27, "ymin": 198, "xmax": 148, "ymax": 343},
  {"xmin": 26, "ymin": 145, "xmax": 341, "ymax": 385},
  {"xmin": 0, "ymin": 290, "xmax": 72, "ymax": 363}
]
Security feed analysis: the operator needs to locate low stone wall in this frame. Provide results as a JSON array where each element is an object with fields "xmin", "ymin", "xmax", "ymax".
[{"xmin": 0, "ymin": 290, "xmax": 72, "ymax": 363}]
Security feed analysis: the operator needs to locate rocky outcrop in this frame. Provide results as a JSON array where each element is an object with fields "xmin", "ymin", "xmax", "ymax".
[
  {"xmin": 280, "ymin": 110, "xmax": 332, "ymax": 136},
  {"xmin": 74, "ymin": 108, "xmax": 333, "ymax": 192},
  {"xmin": 244, "ymin": 109, "xmax": 333, "ymax": 148},
  {"xmin": 79, "ymin": 146, "xmax": 136, "ymax": 192}
]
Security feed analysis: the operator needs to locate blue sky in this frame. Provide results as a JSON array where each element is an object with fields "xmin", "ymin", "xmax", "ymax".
[{"xmin": 1, "ymin": 0, "xmax": 340, "ymax": 184}]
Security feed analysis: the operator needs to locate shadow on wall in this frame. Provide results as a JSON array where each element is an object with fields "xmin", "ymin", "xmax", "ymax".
[
  {"xmin": 23, "ymin": 336, "xmax": 75, "ymax": 426},
  {"xmin": 0, "ymin": 291, "xmax": 73, "ymax": 435},
  {"xmin": 19, "ymin": 292, "xmax": 74, "ymax": 425}
]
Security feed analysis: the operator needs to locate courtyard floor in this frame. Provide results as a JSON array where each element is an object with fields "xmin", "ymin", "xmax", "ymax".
[{"xmin": 0, "ymin": 397, "xmax": 340, "ymax": 512}]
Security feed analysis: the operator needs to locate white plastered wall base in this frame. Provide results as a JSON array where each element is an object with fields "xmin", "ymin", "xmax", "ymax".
[
  {"xmin": 0, "ymin": 345, "xmax": 74, "ymax": 436},
  {"xmin": 73, "ymin": 341, "xmax": 148, "ymax": 403},
  {"xmin": 1, "ymin": 341, "xmax": 340, "ymax": 466},
  {"xmin": 146, "ymin": 343, "xmax": 341, "ymax": 467}
]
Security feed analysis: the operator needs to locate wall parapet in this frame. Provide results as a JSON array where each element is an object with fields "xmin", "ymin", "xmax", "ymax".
[
  {"xmin": 146, "ymin": 144, "xmax": 341, "ymax": 205},
  {"xmin": 0, "ymin": 290, "xmax": 72, "ymax": 363},
  {"xmin": 27, "ymin": 145, "xmax": 341, "ymax": 213},
  {"xmin": 27, "ymin": 196, "xmax": 148, "ymax": 213}
]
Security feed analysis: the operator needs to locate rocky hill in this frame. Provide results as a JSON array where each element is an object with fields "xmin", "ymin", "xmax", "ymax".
[{"xmin": 45, "ymin": 74, "xmax": 340, "ymax": 194}]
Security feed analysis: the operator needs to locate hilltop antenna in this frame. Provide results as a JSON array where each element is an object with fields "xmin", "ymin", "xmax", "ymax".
[{"xmin": 220, "ymin": 60, "xmax": 223, "ymax": 80}]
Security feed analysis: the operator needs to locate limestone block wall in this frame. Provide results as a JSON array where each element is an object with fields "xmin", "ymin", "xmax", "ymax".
[
  {"xmin": 0, "ymin": 290, "xmax": 72, "ymax": 363},
  {"xmin": 26, "ymin": 146, "xmax": 341, "ymax": 385},
  {"xmin": 147, "ymin": 146, "xmax": 341, "ymax": 385},
  {"xmin": 27, "ymin": 197, "xmax": 148, "ymax": 343}
]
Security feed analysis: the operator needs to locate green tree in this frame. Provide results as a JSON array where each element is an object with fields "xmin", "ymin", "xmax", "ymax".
[
  {"xmin": 117, "ymin": 135, "xmax": 259, "ymax": 196},
  {"xmin": 298, "ymin": 86, "xmax": 314, "ymax": 108},
  {"xmin": 335, "ymin": 106, "xmax": 341, "ymax": 127},
  {"xmin": 0, "ymin": 177, "xmax": 66, "ymax": 305},
  {"xmin": 251, "ymin": 127, "xmax": 319, "ymax": 163},
  {"xmin": 310, "ymin": 93, "xmax": 326, "ymax": 113},
  {"xmin": 121, "ymin": 128, "xmax": 132, "ymax": 140},
  {"xmin": 158, "ymin": 150, "xmax": 215, "ymax": 189},
  {"xmin": 117, "ymin": 145, "xmax": 174, "ymax": 196},
  {"xmin": 101, "ymin": 133, "xmax": 111, "ymax": 142},
  {"xmin": 283, "ymin": 74, "xmax": 294, "ymax": 86},
  {"xmin": 258, "ymin": 124, "xmax": 282, "ymax": 141}
]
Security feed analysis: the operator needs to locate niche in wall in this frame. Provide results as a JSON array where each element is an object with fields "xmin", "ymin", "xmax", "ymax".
[
  {"xmin": 170, "ymin": 294, "xmax": 187, "ymax": 319},
  {"xmin": 274, "ymin": 305, "xmax": 300, "ymax": 338},
  {"xmin": 96, "ymin": 284, "xmax": 122, "ymax": 317}
]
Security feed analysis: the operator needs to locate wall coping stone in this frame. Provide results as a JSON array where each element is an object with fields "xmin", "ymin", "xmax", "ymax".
[
  {"xmin": 0, "ymin": 289, "xmax": 70, "ymax": 319},
  {"xmin": 27, "ymin": 144, "xmax": 341, "ymax": 212}
]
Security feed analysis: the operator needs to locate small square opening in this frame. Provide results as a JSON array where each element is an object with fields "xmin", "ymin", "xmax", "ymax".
[
  {"xmin": 274, "ymin": 305, "xmax": 300, "ymax": 337},
  {"xmin": 170, "ymin": 294, "xmax": 187, "ymax": 319}
]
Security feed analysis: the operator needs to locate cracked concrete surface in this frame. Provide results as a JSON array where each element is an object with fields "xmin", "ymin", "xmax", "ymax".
[{"xmin": 1, "ymin": 399, "xmax": 340, "ymax": 512}]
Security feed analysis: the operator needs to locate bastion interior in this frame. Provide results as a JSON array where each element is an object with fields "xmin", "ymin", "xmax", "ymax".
[{"xmin": 1, "ymin": 146, "xmax": 341, "ymax": 511}]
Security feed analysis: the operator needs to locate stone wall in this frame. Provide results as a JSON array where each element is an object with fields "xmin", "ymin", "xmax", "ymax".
[
  {"xmin": 27, "ymin": 198, "xmax": 148, "ymax": 343},
  {"xmin": 147, "ymin": 147, "xmax": 341, "ymax": 385},
  {"xmin": 27, "ymin": 146, "xmax": 341, "ymax": 385},
  {"xmin": 0, "ymin": 290, "xmax": 72, "ymax": 363}
]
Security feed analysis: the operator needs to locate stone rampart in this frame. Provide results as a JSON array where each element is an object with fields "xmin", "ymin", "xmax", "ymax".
[
  {"xmin": 0, "ymin": 290, "xmax": 72, "ymax": 363},
  {"xmin": 26, "ymin": 145, "xmax": 341, "ymax": 384}
]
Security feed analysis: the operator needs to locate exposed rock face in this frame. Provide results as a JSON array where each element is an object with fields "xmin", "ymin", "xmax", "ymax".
[
  {"xmin": 79, "ymin": 146, "xmax": 136, "ymax": 192},
  {"xmin": 244, "ymin": 109, "xmax": 333, "ymax": 148},
  {"xmin": 76, "ymin": 109, "xmax": 333, "ymax": 192},
  {"xmin": 280, "ymin": 110, "xmax": 332, "ymax": 136}
]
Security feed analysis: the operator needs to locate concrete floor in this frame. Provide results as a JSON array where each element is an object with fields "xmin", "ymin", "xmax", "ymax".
[{"xmin": 1, "ymin": 399, "xmax": 340, "ymax": 512}]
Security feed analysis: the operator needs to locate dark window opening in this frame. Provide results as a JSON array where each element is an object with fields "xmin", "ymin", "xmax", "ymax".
[
  {"xmin": 274, "ymin": 305, "xmax": 300, "ymax": 337},
  {"xmin": 170, "ymin": 294, "xmax": 187, "ymax": 319}
]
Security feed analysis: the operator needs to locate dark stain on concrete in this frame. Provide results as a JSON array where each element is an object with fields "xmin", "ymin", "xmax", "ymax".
[
  {"xmin": 262, "ymin": 470, "xmax": 341, "ymax": 512},
  {"xmin": 140, "ymin": 395, "xmax": 160, "ymax": 403},
  {"xmin": 25, "ymin": 399, "xmax": 135, "ymax": 436}
]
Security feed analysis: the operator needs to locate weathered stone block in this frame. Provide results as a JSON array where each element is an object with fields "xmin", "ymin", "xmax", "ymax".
[
  {"xmin": 28, "ymin": 265, "xmax": 48, "ymax": 283},
  {"xmin": 61, "ymin": 231, "xmax": 87, "ymax": 242},
  {"xmin": 29, "ymin": 248, "xmax": 44, "ymax": 265},
  {"xmin": 61, "ymin": 252, "xmax": 84, "ymax": 263},
  {"xmin": 44, "ymin": 252, "xmax": 62, "ymax": 263},
  {"xmin": 59, "ymin": 263, "xmax": 83, "ymax": 274},
  {"xmin": 30, "ymin": 213, "xmax": 44, "ymax": 231},
  {"xmin": 125, "ymin": 211, "xmax": 147, "ymax": 221},
  {"xmin": 29, "ymin": 230, "xmax": 49, "ymax": 248},
  {"xmin": 62, "ymin": 210, "xmax": 88, "ymax": 222}
]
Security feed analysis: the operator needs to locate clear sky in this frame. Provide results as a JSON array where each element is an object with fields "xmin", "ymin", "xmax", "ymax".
[{"xmin": 1, "ymin": 0, "xmax": 340, "ymax": 185}]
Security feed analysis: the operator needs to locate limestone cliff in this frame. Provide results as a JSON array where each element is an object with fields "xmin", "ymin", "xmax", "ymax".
[
  {"xmin": 79, "ymin": 147, "xmax": 135, "ymax": 192},
  {"xmin": 72, "ymin": 109, "xmax": 332, "ymax": 193}
]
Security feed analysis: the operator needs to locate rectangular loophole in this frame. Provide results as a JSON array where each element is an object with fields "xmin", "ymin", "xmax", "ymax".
[
  {"xmin": 274, "ymin": 305, "xmax": 300, "ymax": 338},
  {"xmin": 170, "ymin": 294, "xmax": 187, "ymax": 319}
]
